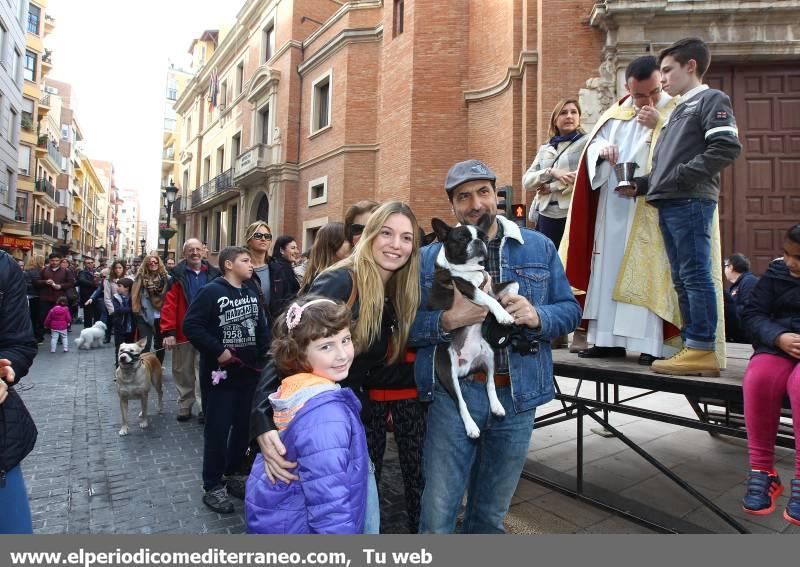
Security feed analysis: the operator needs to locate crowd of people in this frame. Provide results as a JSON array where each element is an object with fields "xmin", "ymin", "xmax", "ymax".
[{"xmin": 1, "ymin": 37, "xmax": 798, "ymax": 535}]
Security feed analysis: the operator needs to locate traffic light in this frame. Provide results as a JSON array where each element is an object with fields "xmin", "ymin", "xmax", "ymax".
[
  {"xmin": 496, "ymin": 185, "xmax": 512, "ymax": 216},
  {"xmin": 512, "ymin": 203, "xmax": 527, "ymax": 223}
]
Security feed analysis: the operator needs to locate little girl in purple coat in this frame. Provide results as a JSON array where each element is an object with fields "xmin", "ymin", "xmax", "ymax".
[{"xmin": 245, "ymin": 296, "xmax": 370, "ymax": 534}]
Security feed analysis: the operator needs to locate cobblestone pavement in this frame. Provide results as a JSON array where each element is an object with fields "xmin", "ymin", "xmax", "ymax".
[{"xmin": 17, "ymin": 343, "xmax": 412, "ymax": 534}]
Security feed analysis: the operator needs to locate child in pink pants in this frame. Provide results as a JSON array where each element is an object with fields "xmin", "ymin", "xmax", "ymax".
[
  {"xmin": 44, "ymin": 296, "xmax": 72, "ymax": 353},
  {"xmin": 741, "ymin": 224, "xmax": 800, "ymax": 525}
]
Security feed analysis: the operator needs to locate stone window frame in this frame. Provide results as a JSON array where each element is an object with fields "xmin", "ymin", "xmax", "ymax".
[
  {"xmin": 307, "ymin": 175, "xmax": 328, "ymax": 208},
  {"xmin": 310, "ymin": 69, "xmax": 333, "ymax": 136}
]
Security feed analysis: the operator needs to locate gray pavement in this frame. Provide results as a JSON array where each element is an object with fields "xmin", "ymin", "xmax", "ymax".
[{"xmin": 14, "ymin": 342, "xmax": 798, "ymax": 534}]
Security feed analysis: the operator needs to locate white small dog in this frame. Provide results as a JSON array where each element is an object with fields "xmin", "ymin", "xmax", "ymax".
[{"xmin": 75, "ymin": 321, "xmax": 107, "ymax": 349}]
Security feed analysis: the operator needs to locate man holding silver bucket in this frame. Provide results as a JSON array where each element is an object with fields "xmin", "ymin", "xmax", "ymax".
[{"xmin": 560, "ymin": 56, "xmax": 680, "ymax": 365}]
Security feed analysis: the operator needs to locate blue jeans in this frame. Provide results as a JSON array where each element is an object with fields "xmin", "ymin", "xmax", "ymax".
[
  {"xmin": 363, "ymin": 461, "xmax": 380, "ymax": 534},
  {"xmin": 0, "ymin": 465, "xmax": 33, "ymax": 534},
  {"xmin": 658, "ymin": 199, "xmax": 717, "ymax": 351},
  {"xmin": 419, "ymin": 380, "xmax": 536, "ymax": 533}
]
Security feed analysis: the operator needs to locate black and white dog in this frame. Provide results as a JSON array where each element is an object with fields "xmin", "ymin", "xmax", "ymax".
[{"xmin": 428, "ymin": 216, "xmax": 519, "ymax": 438}]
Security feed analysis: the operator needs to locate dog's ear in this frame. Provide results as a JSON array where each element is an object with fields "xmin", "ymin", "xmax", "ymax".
[
  {"xmin": 476, "ymin": 213, "xmax": 493, "ymax": 236},
  {"xmin": 136, "ymin": 338, "xmax": 147, "ymax": 349},
  {"xmin": 431, "ymin": 218, "xmax": 451, "ymax": 243}
]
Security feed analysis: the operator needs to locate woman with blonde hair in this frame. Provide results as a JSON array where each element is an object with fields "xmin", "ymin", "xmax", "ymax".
[
  {"xmin": 522, "ymin": 97, "xmax": 588, "ymax": 249},
  {"xmin": 251, "ymin": 201, "xmax": 426, "ymax": 533},
  {"xmin": 242, "ymin": 220, "xmax": 273, "ymax": 315},
  {"xmin": 299, "ymin": 222, "xmax": 350, "ymax": 293},
  {"xmin": 131, "ymin": 253, "xmax": 169, "ymax": 362}
]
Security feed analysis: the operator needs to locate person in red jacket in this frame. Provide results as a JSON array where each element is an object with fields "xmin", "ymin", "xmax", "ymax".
[{"xmin": 161, "ymin": 238, "xmax": 221, "ymax": 422}]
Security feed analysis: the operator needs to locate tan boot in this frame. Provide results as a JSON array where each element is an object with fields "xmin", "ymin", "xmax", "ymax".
[
  {"xmin": 651, "ymin": 347, "xmax": 720, "ymax": 377},
  {"xmin": 569, "ymin": 329, "xmax": 588, "ymax": 353}
]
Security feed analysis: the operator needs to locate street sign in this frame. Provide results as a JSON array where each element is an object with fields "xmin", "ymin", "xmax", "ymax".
[{"xmin": 512, "ymin": 203, "xmax": 526, "ymax": 221}]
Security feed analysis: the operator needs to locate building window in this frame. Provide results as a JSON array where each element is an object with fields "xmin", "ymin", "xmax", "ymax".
[
  {"xmin": 27, "ymin": 3, "xmax": 40, "ymax": 35},
  {"xmin": 311, "ymin": 71, "xmax": 332, "ymax": 134},
  {"xmin": 15, "ymin": 191, "xmax": 27, "ymax": 222},
  {"xmin": 21, "ymin": 97, "xmax": 33, "ymax": 131},
  {"xmin": 182, "ymin": 169, "xmax": 189, "ymax": 193},
  {"xmin": 263, "ymin": 23, "xmax": 275, "ymax": 62},
  {"xmin": 231, "ymin": 133, "xmax": 241, "ymax": 169},
  {"xmin": 23, "ymin": 50, "xmax": 35, "ymax": 82},
  {"xmin": 185, "ymin": 116, "xmax": 192, "ymax": 141},
  {"xmin": 258, "ymin": 105, "xmax": 270, "ymax": 145},
  {"xmin": 393, "ymin": 0, "xmax": 404, "ymax": 37},
  {"xmin": 308, "ymin": 176, "xmax": 328, "ymax": 207},
  {"xmin": 235, "ymin": 62, "xmax": 244, "ymax": 96},
  {"xmin": 202, "ymin": 156, "xmax": 211, "ymax": 183},
  {"xmin": 220, "ymin": 80, "xmax": 227, "ymax": 108},
  {"xmin": 8, "ymin": 108, "xmax": 17, "ymax": 144},
  {"xmin": 201, "ymin": 215, "xmax": 209, "ymax": 244},
  {"xmin": 213, "ymin": 210, "xmax": 222, "ymax": 252},
  {"xmin": 0, "ymin": 22, "xmax": 6, "ymax": 66},
  {"xmin": 167, "ymin": 87, "xmax": 177, "ymax": 100},
  {"xmin": 228, "ymin": 205, "xmax": 238, "ymax": 246},
  {"xmin": 216, "ymin": 145, "xmax": 224, "ymax": 175},
  {"xmin": 12, "ymin": 49, "xmax": 21, "ymax": 83}
]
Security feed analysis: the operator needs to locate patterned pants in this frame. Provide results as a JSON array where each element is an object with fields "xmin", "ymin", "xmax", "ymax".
[{"xmin": 363, "ymin": 397, "xmax": 427, "ymax": 533}]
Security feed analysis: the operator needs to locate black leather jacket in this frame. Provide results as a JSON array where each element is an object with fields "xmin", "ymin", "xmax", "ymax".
[{"xmin": 0, "ymin": 251, "xmax": 38, "ymax": 480}]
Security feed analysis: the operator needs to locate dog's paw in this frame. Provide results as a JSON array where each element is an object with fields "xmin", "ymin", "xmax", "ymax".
[
  {"xmin": 118, "ymin": 426, "xmax": 129, "ymax": 436},
  {"xmin": 495, "ymin": 311, "xmax": 515, "ymax": 326},
  {"xmin": 464, "ymin": 419, "xmax": 481, "ymax": 439},
  {"xmin": 139, "ymin": 420, "xmax": 149, "ymax": 429},
  {"xmin": 490, "ymin": 399, "xmax": 506, "ymax": 417}
]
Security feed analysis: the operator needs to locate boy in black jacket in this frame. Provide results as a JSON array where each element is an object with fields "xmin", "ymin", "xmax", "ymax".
[
  {"xmin": 183, "ymin": 246, "xmax": 269, "ymax": 515},
  {"xmin": 628, "ymin": 37, "xmax": 742, "ymax": 377}
]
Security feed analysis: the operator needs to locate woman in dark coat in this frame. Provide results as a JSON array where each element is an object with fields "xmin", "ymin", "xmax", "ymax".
[{"xmin": 268, "ymin": 235, "xmax": 301, "ymax": 319}]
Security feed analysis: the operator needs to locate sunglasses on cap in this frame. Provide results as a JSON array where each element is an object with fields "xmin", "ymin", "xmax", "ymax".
[{"xmin": 251, "ymin": 232, "xmax": 273, "ymax": 241}]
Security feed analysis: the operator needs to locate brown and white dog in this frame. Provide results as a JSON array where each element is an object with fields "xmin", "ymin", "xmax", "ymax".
[{"xmin": 116, "ymin": 339, "xmax": 163, "ymax": 436}]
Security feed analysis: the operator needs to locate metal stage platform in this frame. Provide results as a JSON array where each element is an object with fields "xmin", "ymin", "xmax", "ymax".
[{"xmin": 523, "ymin": 344, "xmax": 794, "ymax": 534}]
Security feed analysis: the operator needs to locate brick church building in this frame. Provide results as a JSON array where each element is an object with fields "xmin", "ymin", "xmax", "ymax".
[{"xmin": 172, "ymin": 0, "xmax": 799, "ymax": 272}]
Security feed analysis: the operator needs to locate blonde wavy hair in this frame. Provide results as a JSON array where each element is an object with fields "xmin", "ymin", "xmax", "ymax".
[
  {"xmin": 136, "ymin": 253, "xmax": 168, "ymax": 279},
  {"xmin": 322, "ymin": 202, "xmax": 420, "ymax": 364},
  {"xmin": 25, "ymin": 255, "xmax": 44, "ymax": 270}
]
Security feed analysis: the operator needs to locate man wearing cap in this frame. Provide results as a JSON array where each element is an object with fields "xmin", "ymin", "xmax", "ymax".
[{"xmin": 410, "ymin": 160, "xmax": 581, "ymax": 533}]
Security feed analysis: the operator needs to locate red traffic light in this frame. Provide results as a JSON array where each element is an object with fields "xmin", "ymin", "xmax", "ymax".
[{"xmin": 512, "ymin": 204, "xmax": 526, "ymax": 220}]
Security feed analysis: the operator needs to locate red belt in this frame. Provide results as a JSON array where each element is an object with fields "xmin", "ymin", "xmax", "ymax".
[
  {"xmin": 368, "ymin": 388, "xmax": 418, "ymax": 402},
  {"xmin": 471, "ymin": 372, "xmax": 511, "ymax": 387}
]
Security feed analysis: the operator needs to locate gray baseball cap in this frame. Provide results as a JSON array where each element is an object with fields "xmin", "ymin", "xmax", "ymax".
[{"xmin": 444, "ymin": 160, "xmax": 497, "ymax": 193}]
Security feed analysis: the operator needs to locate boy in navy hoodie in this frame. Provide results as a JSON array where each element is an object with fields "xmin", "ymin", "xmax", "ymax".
[
  {"xmin": 112, "ymin": 278, "xmax": 135, "ymax": 367},
  {"xmin": 630, "ymin": 37, "xmax": 741, "ymax": 376},
  {"xmin": 183, "ymin": 246, "xmax": 269, "ymax": 515}
]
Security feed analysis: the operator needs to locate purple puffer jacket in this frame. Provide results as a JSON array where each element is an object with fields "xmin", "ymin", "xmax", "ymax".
[{"xmin": 245, "ymin": 388, "xmax": 368, "ymax": 534}]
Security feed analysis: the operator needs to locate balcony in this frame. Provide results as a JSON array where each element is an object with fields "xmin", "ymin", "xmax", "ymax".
[
  {"xmin": 30, "ymin": 220, "xmax": 60, "ymax": 240},
  {"xmin": 189, "ymin": 169, "xmax": 237, "ymax": 211},
  {"xmin": 36, "ymin": 136, "xmax": 62, "ymax": 171},
  {"xmin": 234, "ymin": 143, "xmax": 282, "ymax": 187},
  {"xmin": 41, "ymin": 49, "xmax": 53, "ymax": 74},
  {"xmin": 44, "ymin": 15, "xmax": 55, "ymax": 35},
  {"xmin": 38, "ymin": 94, "xmax": 51, "ymax": 116},
  {"xmin": 34, "ymin": 178, "xmax": 58, "ymax": 207}
]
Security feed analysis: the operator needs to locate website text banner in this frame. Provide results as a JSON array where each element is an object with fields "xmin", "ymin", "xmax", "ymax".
[{"xmin": 0, "ymin": 535, "xmax": 789, "ymax": 567}]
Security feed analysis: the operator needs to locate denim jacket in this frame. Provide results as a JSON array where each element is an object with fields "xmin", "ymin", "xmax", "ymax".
[{"xmin": 409, "ymin": 215, "xmax": 581, "ymax": 413}]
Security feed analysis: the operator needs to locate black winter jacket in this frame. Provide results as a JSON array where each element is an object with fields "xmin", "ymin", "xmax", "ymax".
[
  {"xmin": 77, "ymin": 268, "xmax": 99, "ymax": 302},
  {"xmin": 267, "ymin": 256, "xmax": 299, "ymax": 319},
  {"xmin": 249, "ymin": 267, "xmax": 416, "ymax": 440},
  {"xmin": 742, "ymin": 260, "xmax": 800, "ymax": 360},
  {"xmin": 0, "ymin": 251, "xmax": 38, "ymax": 479}
]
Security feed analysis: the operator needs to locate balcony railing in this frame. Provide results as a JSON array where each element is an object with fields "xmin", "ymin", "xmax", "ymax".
[
  {"xmin": 35, "ymin": 178, "xmax": 57, "ymax": 201},
  {"xmin": 30, "ymin": 220, "xmax": 60, "ymax": 239},
  {"xmin": 37, "ymin": 137, "xmax": 62, "ymax": 169},
  {"xmin": 0, "ymin": 180, "xmax": 7, "ymax": 200},
  {"xmin": 190, "ymin": 168, "xmax": 236, "ymax": 207},
  {"xmin": 40, "ymin": 94, "xmax": 51, "ymax": 107},
  {"xmin": 42, "ymin": 49, "xmax": 53, "ymax": 65},
  {"xmin": 163, "ymin": 147, "xmax": 175, "ymax": 160}
]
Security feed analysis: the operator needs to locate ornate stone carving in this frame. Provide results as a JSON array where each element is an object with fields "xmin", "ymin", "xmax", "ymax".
[{"xmin": 579, "ymin": 51, "xmax": 617, "ymax": 129}]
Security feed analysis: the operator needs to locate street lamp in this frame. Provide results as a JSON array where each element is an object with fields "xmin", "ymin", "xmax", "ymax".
[
  {"xmin": 59, "ymin": 219, "xmax": 70, "ymax": 256},
  {"xmin": 97, "ymin": 245, "xmax": 106, "ymax": 263},
  {"xmin": 140, "ymin": 237, "xmax": 147, "ymax": 257},
  {"xmin": 161, "ymin": 180, "xmax": 179, "ymax": 262}
]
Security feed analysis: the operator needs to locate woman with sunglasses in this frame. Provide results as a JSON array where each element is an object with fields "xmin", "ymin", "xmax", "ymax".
[
  {"xmin": 131, "ymin": 254, "xmax": 170, "ymax": 363},
  {"xmin": 344, "ymin": 200, "xmax": 379, "ymax": 248},
  {"xmin": 243, "ymin": 221, "xmax": 274, "ymax": 315}
]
